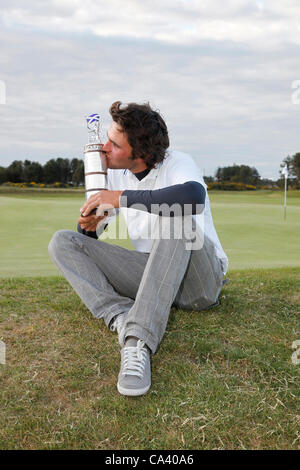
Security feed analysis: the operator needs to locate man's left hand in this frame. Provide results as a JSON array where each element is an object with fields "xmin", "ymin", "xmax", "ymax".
[{"xmin": 80, "ymin": 190, "xmax": 123, "ymax": 217}]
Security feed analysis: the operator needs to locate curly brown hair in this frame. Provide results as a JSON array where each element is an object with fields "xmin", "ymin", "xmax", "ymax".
[{"xmin": 109, "ymin": 101, "xmax": 169, "ymax": 169}]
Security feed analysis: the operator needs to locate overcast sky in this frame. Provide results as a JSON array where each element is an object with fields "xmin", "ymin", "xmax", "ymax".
[{"xmin": 1, "ymin": 0, "xmax": 300, "ymax": 179}]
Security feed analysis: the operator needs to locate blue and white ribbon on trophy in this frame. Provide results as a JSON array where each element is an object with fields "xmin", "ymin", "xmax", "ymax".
[
  {"xmin": 86, "ymin": 113, "xmax": 100, "ymax": 126},
  {"xmin": 86, "ymin": 113, "xmax": 101, "ymax": 141}
]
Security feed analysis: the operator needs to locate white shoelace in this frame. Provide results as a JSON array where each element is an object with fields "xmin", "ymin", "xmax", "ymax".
[{"xmin": 122, "ymin": 340, "xmax": 148, "ymax": 379}]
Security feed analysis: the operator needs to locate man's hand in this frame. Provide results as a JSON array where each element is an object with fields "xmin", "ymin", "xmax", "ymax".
[
  {"xmin": 78, "ymin": 190, "xmax": 123, "ymax": 231},
  {"xmin": 78, "ymin": 213, "xmax": 107, "ymax": 232}
]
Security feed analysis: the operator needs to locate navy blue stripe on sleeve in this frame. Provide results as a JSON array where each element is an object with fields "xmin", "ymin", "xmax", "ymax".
[{"xmin": 120, "ymin": 181, "xmax": 205, "ymax": 216}]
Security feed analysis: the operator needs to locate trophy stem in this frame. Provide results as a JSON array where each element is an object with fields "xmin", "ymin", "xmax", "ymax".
[{"xmin": 84, "ymin": 143, "xmax": 107, "ymax": 199}]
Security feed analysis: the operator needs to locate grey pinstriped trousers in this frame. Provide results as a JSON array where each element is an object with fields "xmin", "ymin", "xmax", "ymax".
[{"xmin": 48, "ymin": 219, "xmax": 224, "ymax": 354}]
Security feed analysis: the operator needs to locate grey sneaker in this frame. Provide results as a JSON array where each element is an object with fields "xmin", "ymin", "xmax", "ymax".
[
  {"xmin": 117, "ymin": 339, "xmax": 151, "ymax": 396},
  {"xmin": 110, "ymin": 313, "xmax": 128, "ymax": 346}
]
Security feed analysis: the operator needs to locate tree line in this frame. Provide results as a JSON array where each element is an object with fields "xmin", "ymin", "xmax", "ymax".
[
  {"xmin": 0, "ymin": 158, "xmax": 84, "ymax": 186},
  {"xmin": 0, "ymin": 152, "xmax": 300, "ymax": 187},
  {"xmin": 205, "ymin": 152, "xmax": 300, "ymax": 188},
  {"xmin": 280, "ymin": 153, "xmax": 300, "ymax": 182}
]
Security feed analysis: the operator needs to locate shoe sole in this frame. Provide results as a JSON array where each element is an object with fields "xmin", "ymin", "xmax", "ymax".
[{"xmin": 117, "ymin": 382, "xmax": 151, "ymax": 396}]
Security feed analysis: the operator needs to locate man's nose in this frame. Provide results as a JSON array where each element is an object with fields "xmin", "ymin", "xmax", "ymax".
[{"xmin": 102, "ymin": 140, "xmax": 111, "ymax": 152}]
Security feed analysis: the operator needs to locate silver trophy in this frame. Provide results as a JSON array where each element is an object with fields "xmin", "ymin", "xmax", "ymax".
[{"xmin": 84, "ymin": 113, "xmax": 107, "ymax": 200}]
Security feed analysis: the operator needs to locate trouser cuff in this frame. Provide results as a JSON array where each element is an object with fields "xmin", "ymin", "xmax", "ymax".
[{"xmin": 123, "ymin": 325, "xmax": 157, "ymax": 355}]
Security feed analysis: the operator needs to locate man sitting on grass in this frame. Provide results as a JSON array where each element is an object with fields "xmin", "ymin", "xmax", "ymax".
[{"xmin": 48, "ymin": 101, "xmax": 228, "ymax": 397}]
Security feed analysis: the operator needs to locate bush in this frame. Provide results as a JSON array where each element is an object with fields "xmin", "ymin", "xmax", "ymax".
[
  {"xmin": 259, "ymin": 185, "xmax": 280, "ymax": 190},
  {"xmin": 2, "ymin": 181, "xmax": 27, "ymax": 188},
  {"xmin": 54, "ymin": 182, "xmax": 69, "ymax": 188},
  {"xmin": 1, "ymin": 181, "xmax": 70, "ymax": 189},
  {"xmin": 207, "ymin": 181, "xmax": 257, "ymax": 191}
]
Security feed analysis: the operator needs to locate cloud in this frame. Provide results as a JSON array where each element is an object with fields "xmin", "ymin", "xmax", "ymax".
[
  {"xmin": 1, "ymin": 0, "xmax": 300, "ymax": 46},
  {"xmin": 0, "ymin": 0, "xmax": 300, "ymax": 178}
]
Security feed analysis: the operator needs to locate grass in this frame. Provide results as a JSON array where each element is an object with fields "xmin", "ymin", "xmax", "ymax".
[
  {"xmin": 0, "ymin": 188, "xmax": 299, "ymax": 449},
  {"xmin": 0, "ymin": 269, "xmax": 299, "ymax": 449},
  {"xmin": 0, "ymin": 190, "xmax": 132, "ymax": 277},
  {"xmin": 1, "ymin": 189, "xmax": 300, "ymax": 277},
  {"xmin": 208, "ymin": 190, "xmax": 300, "ymax": 269},
  {"xmin": 0, "ymin": 185, "xmax": 85, "ymax": 196}
]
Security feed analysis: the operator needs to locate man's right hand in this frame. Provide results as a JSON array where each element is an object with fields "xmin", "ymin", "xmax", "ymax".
[{"xmin": 78, "ymin": 212, "xmax": 107, "ymax": 232}]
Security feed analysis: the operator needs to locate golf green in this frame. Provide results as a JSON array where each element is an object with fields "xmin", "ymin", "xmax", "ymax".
[{"xmin": 1, "ymin": 190, "xmax": 299, "ymax": 277}]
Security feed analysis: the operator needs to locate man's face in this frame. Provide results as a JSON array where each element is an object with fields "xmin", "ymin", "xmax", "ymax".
[{"xmin": 102, "ymin": 121, "xmax": 147, "ymax": 173}]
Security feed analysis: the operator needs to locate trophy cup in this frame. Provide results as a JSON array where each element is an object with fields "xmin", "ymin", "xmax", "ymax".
[{"xmin": 84, "ymin": 113, "xmax": 107, "ymax": 201}]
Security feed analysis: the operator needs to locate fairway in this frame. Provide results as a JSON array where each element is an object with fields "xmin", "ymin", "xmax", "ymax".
[
  {"xmin": 0, "ymin": 189, "xmax": 299, "ymax": 277},
  {"xmin": 210, "ymin": 190, "xmax": 300, "ymax": 269}
]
